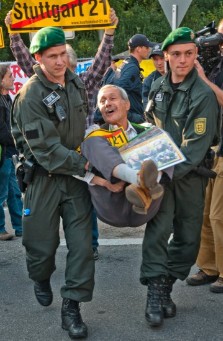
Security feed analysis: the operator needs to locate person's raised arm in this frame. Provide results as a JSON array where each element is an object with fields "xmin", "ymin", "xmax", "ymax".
[
  {"xmin": 80, "ymin": 8, "xmax": 118, "ymax": 91},
  {"xmin": 5, "ymin": 10, "xmax": 36, "ymax": 77}
]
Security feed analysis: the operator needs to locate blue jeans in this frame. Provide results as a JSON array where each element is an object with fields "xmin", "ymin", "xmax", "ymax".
[
  {"xmin": 0, "ymin": 158, "xmax": 23, "ymax": 234},
  {"xmin": 92, "ymin": 208, "xmax": 99, "ymax": 249}
]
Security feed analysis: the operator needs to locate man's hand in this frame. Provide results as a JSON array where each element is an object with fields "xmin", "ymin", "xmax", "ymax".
[
  {"xmin": 194, "ymin": 60, "xmax": 207, "ymax": 82},
  {"xmin": 104, "ymin": 8, "xmax": 118, "ymax": 36},
  {"xmin": 194, "ymin": 59, "xmax": 223, "ymax": 106},
  {"xmin": 91, "ymin": 176, "xmax": 125, "ymax": 193},
  {"xmin": 5, "ymin": 10, "xmax": 12, "ymax": 27},
  {"xmin": 104, "ymin": 180, "xmax": 125, "ymax": 193}
]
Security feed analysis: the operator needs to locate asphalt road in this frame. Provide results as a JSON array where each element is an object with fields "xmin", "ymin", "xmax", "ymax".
[{"xmin": 1, "ymin": 214, "xmax": 223, "ymax": 341}]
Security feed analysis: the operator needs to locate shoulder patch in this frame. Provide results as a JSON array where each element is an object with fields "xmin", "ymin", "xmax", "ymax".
[
  {"xmin": 194, "ymin": 118, "xmax": 206, "ymax": 135},
  {"xmin": 25, "ymin": 129, "xmax": 39, "ymax": 140}
]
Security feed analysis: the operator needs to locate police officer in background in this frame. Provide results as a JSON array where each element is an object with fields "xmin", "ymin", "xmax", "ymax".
[
  {"xmin": 142, "ymin": 27, "xmax": 220, "ymax": 328},
  {"xmin": 186, "ymin": 19, "xmax": 223, "ymax": 293},
  {"xmin": 142, "ymin": 43, "xmax": 165, "ymax": 110},
  {"xmin": 11, "ymin": 27, "xmax": 94, "ymax": 339}
]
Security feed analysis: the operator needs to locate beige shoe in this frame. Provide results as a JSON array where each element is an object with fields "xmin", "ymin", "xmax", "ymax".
[
  {"xmin": 210, "ymin": 277, "xmax": 223, "ymax": 293},
  {"xmin": 138, "ymin": 160, "xmax": 164, "ymax": 200},
  {"xmin": 0, "ymin": 232, "xmax": 14, "ymax": 241},
  {"xmin": 125, "ymin": 184, "xmax": 152, "ymax": 214}
]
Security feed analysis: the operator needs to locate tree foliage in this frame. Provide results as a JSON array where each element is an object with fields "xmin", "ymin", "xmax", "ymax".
[{"xmin": 1, "ymin": 0, "xmax": 223, "ymax": 61}]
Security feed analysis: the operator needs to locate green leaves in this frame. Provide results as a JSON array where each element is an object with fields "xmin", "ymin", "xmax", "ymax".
[{"xmin": 1, "ymin": 1, "xmax": 223, "ymax": 60}]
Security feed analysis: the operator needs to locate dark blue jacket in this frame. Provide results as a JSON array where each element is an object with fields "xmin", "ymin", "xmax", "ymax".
[{"xmin": 112, "ymin": 56, "xmax": 144, "ymax": 123}]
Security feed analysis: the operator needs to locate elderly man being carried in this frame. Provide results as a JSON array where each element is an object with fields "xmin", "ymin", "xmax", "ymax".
[{"xmin": 78, "ymin": 85, "xmax": 174, "ymax": 227}]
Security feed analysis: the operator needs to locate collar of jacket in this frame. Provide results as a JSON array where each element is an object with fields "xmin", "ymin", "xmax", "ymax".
[
  {"xmin": 149, "ymin": 70, "xmax": 162, "ymax": 80},
  {"xmin": 33, "ymin": 64, "xmax": 85, "ymax": 90},
  {"xmin": 125, "ymin": 55, "xmax": 140, "ymax": 66},
  {"xmin": 162, "ymin": 67, "xmax": 198, "ymax": 93},
  {"xmin": 131, "ymin": 122, "xmax": 148, "ymax": 134},
  {"xmin": 129, "ymin": 55, "xmax": 144, "ymax": 72}
]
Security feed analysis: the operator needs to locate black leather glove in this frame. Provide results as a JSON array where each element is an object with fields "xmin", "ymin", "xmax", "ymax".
[{"xmin": 194, "ymin": 166, "xmax": 217, "ymax": 179}]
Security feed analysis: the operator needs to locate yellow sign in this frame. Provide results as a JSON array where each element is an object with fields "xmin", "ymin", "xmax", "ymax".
[
  {"xmin": 9, "ymin": 0, "xmax": 115, "ymax": 33},
  {"xmin": 116, "ymin": 59, "xmax": 156, "ymax": 78},
  {"xmin": 76, "ymin": 127, "xmax": 128, "ymax": 153},
  {"xmin": 0, "ymin": 28, "xmax": 4, "ymax": 48},
  {"xmin": 85, "ymin": 127, "xmax": 128, "ymax": 148},
  {"xmin": 194, "ymin": 118, "xmax": 206, "ymax": 135}
]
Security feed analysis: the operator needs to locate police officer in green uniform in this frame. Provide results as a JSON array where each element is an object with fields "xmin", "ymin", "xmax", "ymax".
[
  {"xmin": 11, "ymin": 27, "xmax": 94, "ymax": 339},
  {"xmin": 142, "ymin": 27, "xmax": 220, "ymax": 328}
]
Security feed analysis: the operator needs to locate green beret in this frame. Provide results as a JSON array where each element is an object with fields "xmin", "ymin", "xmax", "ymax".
[
  {"xmin": 162, "ymin": 27, "xmax": 195, "ymax": 51},
  {"xmin": 30, "ymin": 27, "xmax": 66, "ymax": 54}
]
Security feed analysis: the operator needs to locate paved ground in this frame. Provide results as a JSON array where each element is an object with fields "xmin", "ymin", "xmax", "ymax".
[{"xmin": 1, "ymin": 211, "xmax": 223, "ymax": 341}]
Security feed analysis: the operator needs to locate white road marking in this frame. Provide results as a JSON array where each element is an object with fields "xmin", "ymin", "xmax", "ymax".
[
  {"xmin": 60, "ymin": 234, "xmax": 173, "ymax": 246},
  {"xmin": 60, "ymin": 238, "xmax": 143, "ymax": 246}
]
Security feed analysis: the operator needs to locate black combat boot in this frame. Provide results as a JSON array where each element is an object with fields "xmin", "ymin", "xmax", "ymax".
[
  {"xmin": 162, "ymin": 276, "xmax": 176, "ymax": 318},
  {"xmin": 145, "ymin": 276, "xmax": 165, "ymax": 327},
  {"xmin": 61, "ymin": 298, "xmax": 88, "ymax": 339},
  {"xmin": 34, "ymin": 279, "xmax": 53, "ymax": 306}
]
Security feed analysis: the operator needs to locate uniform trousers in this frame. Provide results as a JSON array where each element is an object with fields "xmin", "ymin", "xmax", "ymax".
[
  {"xmin": 22, "ymin": 173, "xmax": 94, "ymax": 302},
  {"xmin": 140, "ymin": 171, "xmax": 208, "ymax": 283},
  {"xmin": 196, "ymin": 156, "xmax": 223, "ymax": 278}
]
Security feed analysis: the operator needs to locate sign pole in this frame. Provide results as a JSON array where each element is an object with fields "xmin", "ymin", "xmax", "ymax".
[
  {"xmin": 172, "ymin": 4, "xmax": 177, "ymax": 30},
  {"xmin": 159, "ymin": 0, "xmax": 193, "ymax": 29}
]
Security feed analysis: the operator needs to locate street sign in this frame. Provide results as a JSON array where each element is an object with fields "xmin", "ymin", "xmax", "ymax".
[
  {"xmin": 8, "ymin": 0, "xmax": 116, "ymax": 33},
  {"xmin": 0, "ymin": 27, "xmax": 4, "ymax": 48},
  {"xmin": 29, "ymin": 31, "xmax": 75, "ymax": 42},
  {"xmin": 158, "ymin": 0, "xmax": 193, "ymax": 29}
]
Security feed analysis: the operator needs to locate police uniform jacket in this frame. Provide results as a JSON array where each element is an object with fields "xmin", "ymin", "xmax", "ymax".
[
  {"xmin": 142, "ymin": 70, "xmax": 162, "ymax": 110},
  {"xmin": 149, "ymin": 67, "xmax": 220, "ymax": 179},
  {"xmin": 11, "ymin": 64, "xmax": 88, "ymax": 177}
]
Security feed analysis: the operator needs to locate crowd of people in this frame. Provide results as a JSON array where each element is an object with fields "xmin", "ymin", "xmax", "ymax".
[{"xmin": 1, "ymin": 6, "xmax": 223, "ymax": 339}]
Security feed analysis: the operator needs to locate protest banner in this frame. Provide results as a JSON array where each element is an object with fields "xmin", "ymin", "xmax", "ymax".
[
  {"xmin": 8, "ymin": 0, "xmax": 116, "ymax": 33},
  {"xmin": 0, "ymin": 60, "xmax": 94, "ymax": 100},
  {"xmin": 8, "ymin": 62, "xmax": 28, "ymax": 99}
]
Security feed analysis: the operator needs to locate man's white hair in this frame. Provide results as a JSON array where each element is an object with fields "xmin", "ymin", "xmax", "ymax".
[{"xmin": 97, "ymin": 85, "xmax": 129, "ymax": 105}]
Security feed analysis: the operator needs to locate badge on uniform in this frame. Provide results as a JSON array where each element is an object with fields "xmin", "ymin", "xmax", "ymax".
[
  {"xmin": 42, "ymin": 91, "xmax": 60, "ymax": 107},
  {"xmin": 194, "ymin": 118, "xmax": 206, "ymax": 135},
  {"xmin": 155, "ymin": 92, "xmax": 164, "ymax": 102}
]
